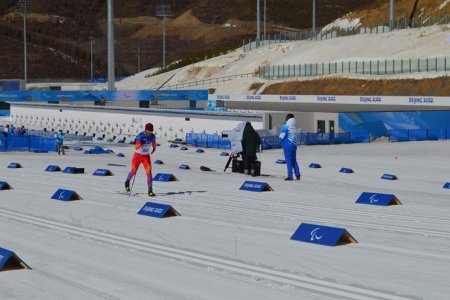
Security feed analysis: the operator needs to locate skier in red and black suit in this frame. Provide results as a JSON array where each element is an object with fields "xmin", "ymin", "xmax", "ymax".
[{"xmin": 125, "ymin": 123, "xmax": 157, "ymax": 196}]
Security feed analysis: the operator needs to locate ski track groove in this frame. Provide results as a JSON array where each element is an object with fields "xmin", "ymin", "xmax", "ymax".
[{"xmin": 0, "ymin": 208, "xmax": 411, "ymax": 300}]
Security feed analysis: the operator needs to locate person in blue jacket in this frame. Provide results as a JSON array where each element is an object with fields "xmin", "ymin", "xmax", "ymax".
[
  {"xmin": 55, "ymin": 130, "xmax": 65, "ymax": 155},
  {"xmin": 279, "ymin": 113, "xmax": 301, "ymax": 180}
]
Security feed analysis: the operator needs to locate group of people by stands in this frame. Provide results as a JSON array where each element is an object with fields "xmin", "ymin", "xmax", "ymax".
[{"xmin": 1, "ymin": 124, "xmax": 27, "ymax": 137}]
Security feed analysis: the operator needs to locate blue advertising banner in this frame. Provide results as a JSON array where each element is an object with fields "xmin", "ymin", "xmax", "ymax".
[
  {"xmin": 290, "ymin": 223, "xmax": 357, "ymax": 246},
  {"xmin": 0, "ymin": 90, "xmax": 208, "ymax": 102},
  {"xmin": 340, "ymin": 111, "xmax": 450, "ymax": 138},
  {"xmin": 443, "ymin": 182, "xmax": 450, "ymax": 189}
]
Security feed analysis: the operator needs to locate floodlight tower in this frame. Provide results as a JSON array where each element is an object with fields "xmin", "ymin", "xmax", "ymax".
[
  {"xmin": 389, "ymin": 0, "xmax": 395, "ymax": 31},
  {"xmin": 312, "ymin": 0, "xmax": 316, "ymax": 36},
  {"xmin": 16, "ymin": 0, "xmax": 30, "ymax": 83},
  {"xmin": 256, "ymin": 0, "xmax": 261, "ymax": 47},
  {"xmin": 107, "ymin": 0, "xmax": 115, "ymax": 90},
  {"xmin": 156, "ymin": 4, "xmax": 172, "ymax": 69},
  {"xmin": 89, "ymin": 35, "xmax": 95, "ymax": 80},
  {"xmin": 263, "ymin": 0, "xmax": 267, "ymax": 41}
]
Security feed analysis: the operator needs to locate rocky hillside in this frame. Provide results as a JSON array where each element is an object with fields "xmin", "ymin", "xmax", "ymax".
[{"xmin": 4, "ymin": 0, "xmax": 447, "ymax": 80}]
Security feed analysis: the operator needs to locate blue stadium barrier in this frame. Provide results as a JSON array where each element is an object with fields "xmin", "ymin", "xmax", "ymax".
[
  {"xmin": 0, "ymin": 135, "xmax": 57, "ymax": 152},
  {"xmin": 390, "ymin": 128, "xmax": 449, "ymax": 142},
  {"xmin": 185, "ymin": 131, "xmax": 370, "ymax": 150}
]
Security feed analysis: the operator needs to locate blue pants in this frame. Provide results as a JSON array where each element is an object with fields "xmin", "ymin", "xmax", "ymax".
[{"xmin": 283, "ymin": 143, "xmax": 300, "ymax": 179}]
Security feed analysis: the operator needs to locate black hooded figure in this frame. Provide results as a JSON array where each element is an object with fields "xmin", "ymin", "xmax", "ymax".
[{"xmin": 241, "ymin": 122, "xmax": 261, "ymax": 175}]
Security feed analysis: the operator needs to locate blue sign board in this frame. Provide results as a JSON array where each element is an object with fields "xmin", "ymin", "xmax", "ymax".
[
  {"xmin": 339, "ymin": 167, "xmax": 354, "ymax": 174},
  {"xmin": 51, "ymin": 189, "xmax": 83, "ymax": 201},
  {"xmin": 381, "ymin": 174, "xmax": 397, "ymax": 180},
  {"xmin": 170, "ymin": 144, "xmax": 179, "ymax": 148},
  {"xmin": 0, "ymin": 89, "xmax": 208, "ymax": 102},
  {"xmin": 0, "ymin": 181, "xmax": 12, "ymax": 190},
  {"xmin": 0, "ymin": 247, "xmax": 31, "ymax": 271},
  {"xmin": 443, "ymin": 182, "xmax": 450, "ymax": 189},
  {"xmin": 179, "ymin": 164, "xmax": 190, "ymax": 170},
  {"xmin": 153, "ymin": 173, "xmax": 178, "ymax": 182},
  {"xmin": 220, "ymin": 152, "xmax": 229, "ymax": 156},
  {"xmin": 356, "ymin": 192, "xmax": 401, "ymax": 206},
  {"xmin": 7, "ymin": 162, "xmax": 22, "ymax": 169},
  {"xmin": 93, "ymin": 169, "xmax": 113, "ymax": 176},
  {"xmin": 45, "ymin": 165, "xmax": 61, "ymax": 172},
  {"xmin": 309, "ymin": 163, "xmax": 321, "ymax": 168},
  {"xmin": 180, "ymin": 147, "xmax": 188, "ymax": 151},
  {"xmin": 196, "ymin": 149, "xmax": 205, "ymax": 153},
  {"xmin": 239, "ymin": 181, "xmax": 273, "ymax": 192},
  {"xmin": 137, "ymin": 202, "xmax": 180, "ymax": 218},
  {"xmin": 276, "ymin": 159, "xmax": 286, "ymax": 164},
  {"xmin": 290, "ymin": 223, "xmax": 357, "ymax": 246},
  {"xmin": 154, "ymin": 160, "xmax": 164, "ymax": 165}
]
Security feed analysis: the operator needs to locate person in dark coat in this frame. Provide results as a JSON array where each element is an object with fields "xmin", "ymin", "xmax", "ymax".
[{"xmin": 241, "ymin": 122, "xmax": 261, "ymax": 175}]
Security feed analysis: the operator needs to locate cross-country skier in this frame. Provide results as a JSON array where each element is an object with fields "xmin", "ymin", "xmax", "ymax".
[{"xmin": 125, "ymin": 123, "xmax": 157, "ymax": 196}]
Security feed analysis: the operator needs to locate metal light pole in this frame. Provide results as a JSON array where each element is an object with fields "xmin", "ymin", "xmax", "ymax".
[
  {"xmin": 107, "ymin": 0, "xmax": 115, "ymax": 90},
  {"xmin": 389, "ymin": 0, "xmax": 395, "ymax": 31},
  {"xmin": 132, "ymin": 47, "xmax": 149, "ymax": 73},
  {"xmin": 17, "ymin": 0, "xmax": 30, "ymax": 83},
  {"xmin": 156, "ymin": 4, "xmax": 171, "ymax": 69},
  {"xmin": 263, "ymin": 0, "xmax": 267, "ymax": 41},
  {"xmin": 256, "ymin": 0, "xmax": 260, "ymax": 47},
  {"xmin": 312, "ymin": 0, "xmax": 316, "ymax": 36},
  {"xmin": 89, "ymin": 36, "xmax": 95, "ymax": 80}
]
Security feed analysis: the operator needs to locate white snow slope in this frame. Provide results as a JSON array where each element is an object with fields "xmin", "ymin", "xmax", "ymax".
[{"xmin": 1, "ymin": 139, "xmax": 449, "ymax": 299}]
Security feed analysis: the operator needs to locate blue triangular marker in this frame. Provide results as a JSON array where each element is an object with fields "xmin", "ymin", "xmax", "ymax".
[
  {"xmin": 339, "ymin": 167, "xmax": 354, "ymax": 173},
  {"xmin": 179, "ymin": 164, "xmax": 190, "ymax": 170},
  {"xmin": 239, "ymin": 181, "xmax": 273, "ymax": 192},
  {"xmin": 442, "ymin": 182, "xmax": 450, "ymax": 189},
  {"xmin": 63, "ymin": 167, "xmax": 84, "ymax": 174},
  {"xmin": 381, "ymin": 174, "xmax": 397, "ymax": 180},
  {"xmin": 137, "ymin": 202, "xmax": 181, "ymax": 218},
  {"xmin": 153, "ymin": 173, "xmax": 178, "ymax": 182},
  {"xmin": 7, "ymin": 163, "xmax": 22, "ymax": 169},
  {"xmin": 276, "ymin": 159, "xmax": 286, "ymax": 164},
  {"xmin": 51, "ymin": 189, "xmax": 83, "ymax": 201},
  {"xmin": 309, "ymin": 163, "xmax": 321, "ymax": 168},
  {"xmin": 0, "ymin": 247, "xmax": 31, "ymax": 271},
  {"xmin": 290, "ymin": 223, "xmax": 357, "ymax": 246},
  {"xmin": 154, "ymin": 160, "xmax": 164, "ymax": 165},
  {"xmin": 356, "ymin": 192, "xmax": 402, "ymax": 206},
  {"xmin": 93, "ymin": 169, "xmax": 113, "ymax": 176},
  {"xmin": 220, "ymin": 152, "xmax": 229, "ymax": 156},
  {"xmin": 0, "ymin": 181, "xmax": 13, "ymax": 190},
  {"xmin": 196, "ymin": 149, "xmax": 205, "ymax": 153},
  {"xmin": 45, "ymin": 165, "xmax": 61, "ymax": 172}
]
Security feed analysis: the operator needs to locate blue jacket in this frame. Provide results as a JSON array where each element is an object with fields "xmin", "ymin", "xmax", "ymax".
[{"xmin": 279, "ymin": 118, "xmax": 298, "ymax": 148}]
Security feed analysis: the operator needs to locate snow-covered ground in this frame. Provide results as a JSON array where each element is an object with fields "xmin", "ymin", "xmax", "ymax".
[
  {"xmin": 115, "ymin": 24, "xmax": 450, "ymax": 94},
  {"xmin": 1, "ymin": 139, "xmax": 449, "ymax": 299}
]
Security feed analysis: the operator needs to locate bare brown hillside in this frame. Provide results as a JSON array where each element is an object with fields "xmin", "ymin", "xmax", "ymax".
[
  {"xmin": 262, "ymin": 77, "xmax": 450, "ymax": 96},
  {"xmin": 2, "ymin": 0, "xmax": 448, "ymax": 80}
]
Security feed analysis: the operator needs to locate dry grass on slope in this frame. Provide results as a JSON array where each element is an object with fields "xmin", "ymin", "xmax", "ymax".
[{"xmin": 262, "ymin": 77, "xmax": 450, "ymax": 96}]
